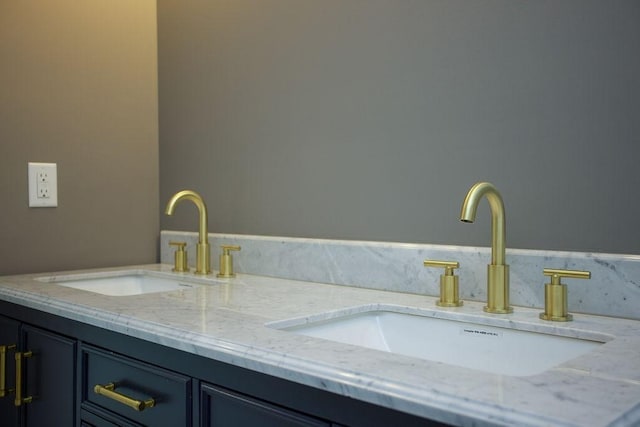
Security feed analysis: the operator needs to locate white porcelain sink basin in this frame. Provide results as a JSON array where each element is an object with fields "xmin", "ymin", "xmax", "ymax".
[
  {"xmin": 268, "ymin": 305, "xmax": 609, "ymax": 376},
  {"xmin": 36, "ymin": 271, "xmax": 200, "ymax": 296}
]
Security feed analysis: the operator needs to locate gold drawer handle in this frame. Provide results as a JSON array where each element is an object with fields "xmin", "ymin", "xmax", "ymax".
[
  {"xmin": 94, "ymin": 382, "xmax": 156, "ymax": 411},
  {"xmin": 0, "ymin": 344, "xmax": 17, "ymax": 398},
  {"xmin": 14, "ymin": 351, "xmax": 33, "ymax": 406}
]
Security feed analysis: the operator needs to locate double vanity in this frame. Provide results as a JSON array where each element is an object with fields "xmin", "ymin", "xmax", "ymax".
[
  {"xmin": 1, "ymin": 240, "xmax": 639, "ymax": 426},
  {"xmin": 1, "ymin": 186, "xmax": 640, "ymax": 426}
]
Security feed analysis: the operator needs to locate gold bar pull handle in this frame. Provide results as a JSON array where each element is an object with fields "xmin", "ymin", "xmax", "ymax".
[
  {"xmin": 424, "ymin": 260, "xmax": 463, "ymax": 307},
  {"xmin": 94, "ymin": 382, "xmax": 156, "ymax": 411},
  {"xmin": 14, "ymin": 351, "xmax": 33, "ymax": 406},
  {"xmin": 1, "ymin": 344, "xmax": 17, "ymax": 398},
  {"xmin": 540, "ymin": 268, "xmax": 591, "ymax": 322}
]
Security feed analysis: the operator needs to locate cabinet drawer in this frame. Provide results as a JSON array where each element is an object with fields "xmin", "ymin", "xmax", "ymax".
[
  {"xmin": 202, "ymin": 383, "xmax": 330, "ymax": 427},
  {"xmin": 82, "ymin": 345, "xmax": 191, "ymax": 426}
]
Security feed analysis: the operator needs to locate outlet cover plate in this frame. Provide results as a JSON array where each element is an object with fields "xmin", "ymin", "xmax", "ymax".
[{"xmin": 28, "ymin": 162, "xmax": 58, "ymax": 207}]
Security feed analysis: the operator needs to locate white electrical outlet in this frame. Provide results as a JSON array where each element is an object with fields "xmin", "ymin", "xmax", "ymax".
[{"xmin": 28, "ymin": 162, "xmax": 58, "ymax": 207}]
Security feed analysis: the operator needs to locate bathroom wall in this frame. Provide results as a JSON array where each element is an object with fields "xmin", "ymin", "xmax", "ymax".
[
  {"xmin": 0, "ymin": 1, "xmax": 159, "ymax": 274},
  {"xmin": 158, "ymin": 0, "xmax": 640, "ymax": 255}
]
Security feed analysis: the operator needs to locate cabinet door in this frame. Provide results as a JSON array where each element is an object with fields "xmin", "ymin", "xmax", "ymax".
[
  {"xmin": 20, "ymin": 325, "xmax": 76, "ymax": 427},
  {"xmin": 201, "ymin": 383, "xmax": 330, "ymax": 427},
  {"xmin": 0, "ymin": 315, "xmax": 20, "ymax": 426}
]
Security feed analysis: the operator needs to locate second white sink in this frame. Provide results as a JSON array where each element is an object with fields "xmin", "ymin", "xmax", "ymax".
[
  {"xmin": 269, "ymin": 306, "xmax": 609, "ymax": 376},
  {"xmin": 37, "ymin": 270, "xmax": 200, "ymax": 296}
]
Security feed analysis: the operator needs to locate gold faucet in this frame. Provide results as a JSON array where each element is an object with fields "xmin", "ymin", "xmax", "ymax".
[
  {"xmin": 165, "ymin": 190, "xmax": 211, "ymax": 275},
  {"xmin": 460, "ymin": 182, "xmax": 512, "ymax": 314}
]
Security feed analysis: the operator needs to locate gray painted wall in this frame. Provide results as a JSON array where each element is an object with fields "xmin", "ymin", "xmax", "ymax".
[
  {"xmin": 0, "ymin": 1, "xmax": 159, "ymax": 275},
  {"xmin": 158, "ymin": 0, "xmax": 640, "ymax": 255}
]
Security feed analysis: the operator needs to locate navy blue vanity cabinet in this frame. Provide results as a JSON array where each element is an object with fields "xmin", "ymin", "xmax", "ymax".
[
  {"xmin": 81, "ymin": 345, "xmax": 192, "ymax": 426},
  {"xmin": 201, "ymin": 382, "xmax": 330, "ymax": 427},
  {"xmin": 0, "ymin": 315, "xmax": 76, "ymax": 427}
]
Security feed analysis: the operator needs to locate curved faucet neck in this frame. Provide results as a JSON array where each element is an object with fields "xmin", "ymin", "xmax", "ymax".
[
  {"xmin": 460, "ymin": 182, "xmax": 506, "ymax": 265},
  {"xmin": 165, "ymin": 190, "xmax": 209, "ymax": 245}
]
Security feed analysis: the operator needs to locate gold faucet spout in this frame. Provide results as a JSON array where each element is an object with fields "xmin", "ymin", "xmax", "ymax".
[
  {"xmin": 165, "ymin": 190, "xmax": 211, "ymax": 274},
  {"xmin": 460, "ymin": 182, "xmax": 506, "ymax": 265},
  {"xmin": 460, "ymin": 182, "xmax": 512, "ymax": 313}
]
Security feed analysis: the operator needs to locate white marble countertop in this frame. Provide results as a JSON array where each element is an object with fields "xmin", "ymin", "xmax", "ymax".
[{"xmin": 1, "ymin": 264, "xmax": 639, "ymax": 427}]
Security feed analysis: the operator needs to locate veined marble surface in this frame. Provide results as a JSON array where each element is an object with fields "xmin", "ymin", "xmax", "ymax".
[
  {"xmin": 1, "ymin": 265, "xmax": 639, "ymax": 427},
  {"xmin": 161, "ymin": 231, "xmax": 640, "ymax": 320}
]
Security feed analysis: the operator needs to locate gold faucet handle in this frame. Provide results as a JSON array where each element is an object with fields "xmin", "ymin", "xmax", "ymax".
[
  {"xmin": 540, "ymin": 268, "xmax": 591, "ymax": 322},
  {"xmin": 217, "ymin": 245, "xmax": 241, "ymax": 278},
  {"xmin": 424, "ymin": 260, "xmax": 462, "ymax": 307},
  {"xmin": 221, "ymin": 245, "xmax": 241, "ymax": 255},
  {"xmin": 543, "ymin": 268, "xmax": 591, "ymax": 284},
  {"xmin": 423, "ymin": 260, "xmax": 459, "ymax": 274},
  {"xmin": 169, "ymin": 241, "xmax": 189, "ymax": 272},
  {"xmin": 169, "ymin": 241, "xmax": 186, "ymax": 250}
]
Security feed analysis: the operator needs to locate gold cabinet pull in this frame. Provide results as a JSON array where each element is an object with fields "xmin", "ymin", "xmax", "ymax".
[
  {"xmin": 0, "ymin": 344, "xmax": 16, "ymax": 398},
  {"xmin": 14, "ymin": 351, "xmax": 33, "ymax": 406},
  {"xmin": 94, "ymin": 382, "xmax": 155, "ymax": 411}
]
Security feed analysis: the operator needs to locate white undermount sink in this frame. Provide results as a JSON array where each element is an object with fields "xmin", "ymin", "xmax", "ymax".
[
  {"xmin": 268, "ymin": 305, "xmax": 609, "ymax": 376},
  {"xmin": 36, "ymin": 270, "xmax": 201, "ymax": 296}
]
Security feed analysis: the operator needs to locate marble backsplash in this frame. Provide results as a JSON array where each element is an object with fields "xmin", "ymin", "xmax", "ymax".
[{"xmin": 161, "ymin": 231, "xmax": 640, "ymax": 320}]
